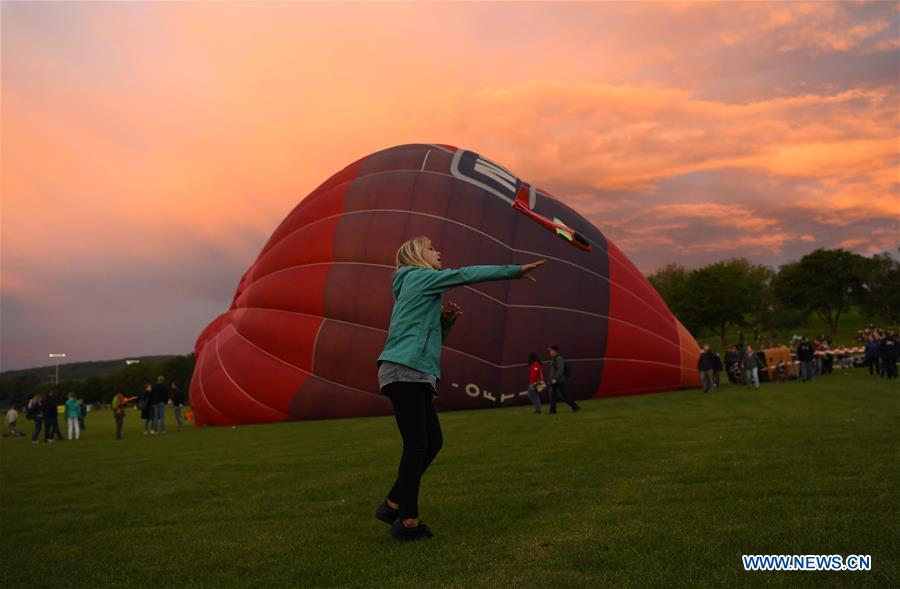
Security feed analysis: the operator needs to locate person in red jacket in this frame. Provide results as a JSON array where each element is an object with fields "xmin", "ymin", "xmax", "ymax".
[{"xmin": 525, "ymin": 352, "xmax": 545, "ymax": 413}]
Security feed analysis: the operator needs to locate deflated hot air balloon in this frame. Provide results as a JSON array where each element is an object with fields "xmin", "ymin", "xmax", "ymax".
[{"xmin": 190, "ymin": 144, "xmax": 700, "ymax": 426}]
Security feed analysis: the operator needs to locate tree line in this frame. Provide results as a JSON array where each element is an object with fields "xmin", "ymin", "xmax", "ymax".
[
  {"xmin": 0, "ymin": 355, "xmax": 196, "ymax": 410},
  {"xmin": 648, "ymin": 248, "xmax": 900, "ymax": 349}
]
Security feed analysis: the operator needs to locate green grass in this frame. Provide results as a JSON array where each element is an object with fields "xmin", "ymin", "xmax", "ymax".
[{"xmin": 1, "ymin": 370, "xmax": 897, "ymax": 588}]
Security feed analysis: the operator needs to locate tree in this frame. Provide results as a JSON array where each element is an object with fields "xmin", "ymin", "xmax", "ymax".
[
  {"xmin": 648, "ymin": 263, "xmax": 691, "ymax": 323},
  {"xmin": 860, "ymin": 250, "xmax": 900, "ymax": 325},
  {"xmin": 681, "ymin": 259, "xmax": 772, "ymax": 349},
  {"xmin": 772, "ymin": 248, "xmax": 868, "ymax": 334}
]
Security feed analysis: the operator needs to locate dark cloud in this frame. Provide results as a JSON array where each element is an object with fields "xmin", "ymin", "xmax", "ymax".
[{"xmin": 1, "ymin": 230, "xmax": 266, "ymax": 371}]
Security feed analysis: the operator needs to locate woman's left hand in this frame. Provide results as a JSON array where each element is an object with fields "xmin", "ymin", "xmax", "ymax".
[{"xmin": 442, "ymin": 300, "xmax": 463, "ymax": 321}]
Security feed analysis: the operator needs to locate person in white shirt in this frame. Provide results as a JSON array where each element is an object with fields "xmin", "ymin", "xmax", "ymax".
[{"xmin": 6, "ymin": 407, "xmax": 19, "ymax": 435}]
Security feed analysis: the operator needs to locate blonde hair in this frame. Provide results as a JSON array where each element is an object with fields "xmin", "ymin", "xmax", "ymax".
[{"xmin": 395, "ymin": 236, "xmax": 436, "ymax": 270}]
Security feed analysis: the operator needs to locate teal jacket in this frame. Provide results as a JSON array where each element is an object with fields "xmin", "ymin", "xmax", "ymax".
[
  {"xmin": 377, "ymin": 264, "xmax": 522, "ymax": 379},
  {"xmin": 64, "ymin": 398, "xmax": 81, "ymax": 419}
]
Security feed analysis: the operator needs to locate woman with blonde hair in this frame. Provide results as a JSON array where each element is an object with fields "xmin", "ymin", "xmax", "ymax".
[{"xmin": 374, "ymin": 235, "xmax": 544, "ymax": 541}]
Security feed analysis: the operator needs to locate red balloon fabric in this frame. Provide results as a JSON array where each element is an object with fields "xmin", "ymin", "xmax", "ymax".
[{"xmin": 190, "ymin": 144, "xmax": 701, "ymax": 426}]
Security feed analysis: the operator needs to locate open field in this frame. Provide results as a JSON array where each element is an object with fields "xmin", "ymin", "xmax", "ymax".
[{"xmin": 1, "ymin": 369, "xmax": 897, "ymax": 588}]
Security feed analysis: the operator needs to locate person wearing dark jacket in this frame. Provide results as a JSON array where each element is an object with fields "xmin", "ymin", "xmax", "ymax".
[
  {"xmin": 697, "ymin": 345, "xmax": 716, "ymax": 393},
  {"xmin": 796, "ymin": 338, "xmax": 815, "ymax": 382},
  {"xmin": 171, "ymin": 382, "xmax": 186, "ymax": 431},
  {"xmin": 42, "ymin": 390, "xmax": 63, "ymax": 442},
  {"xmin": 743, "ymin": 346, "xmax": 761, "ymax": 389},
  {"xmin": 547, "ymin": 345, "xmax": 580, "ymax": 413},
  {"xmin": 880, "ymin": 332, "xmax": 898, "ymax": 379},
  {"xmin": 78, "ymin": 398, "xmax": 87, "ymax": 431},
  {"xmin": 151, "ymin": 376, "xmax": 169, "ymax": 434},
  {"xmin": 724, "ymin": 346, "xmax": 740, "ymax": 384},
  {"xmin": 712, "ymin": 350, "xmax": 723, "ymax": 388},
  {"xmin": 27, "ymin": 393, "xmax": 44, "ymax": 444},
  {"xmin": 864, "ymin": 336, "xmax": 881, "ymax": 376},
  {"xmin": 141, "ymin": 384, "xmax": 154, "ymax": 434}
]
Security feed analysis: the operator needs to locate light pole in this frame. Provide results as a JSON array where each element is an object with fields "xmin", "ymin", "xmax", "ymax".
[{"xmin": 48, "ymin": 353, "xmax": 67, "ymax": 385}]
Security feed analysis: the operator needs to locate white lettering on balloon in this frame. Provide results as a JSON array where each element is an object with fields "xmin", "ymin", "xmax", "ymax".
[{"xmin": 457, "ymin": 382, "xmax": 529, "ymax": 403}]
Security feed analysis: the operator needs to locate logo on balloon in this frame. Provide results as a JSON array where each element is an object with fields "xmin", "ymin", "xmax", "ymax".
[{"xmin": 450, "ymin": 150, "xmax": 536, "ymax": 209}]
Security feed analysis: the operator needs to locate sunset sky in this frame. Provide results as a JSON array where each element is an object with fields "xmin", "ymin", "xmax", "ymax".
[{"xmin": 2, "ymin": 1, "xmax": 898, "ymax": 371}]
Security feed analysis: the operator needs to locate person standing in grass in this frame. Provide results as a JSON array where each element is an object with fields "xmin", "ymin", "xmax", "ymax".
[
  {"xmin": 374, "ymin": 235, "xmax": 545, "ymax": 542},
  {"xmin": 27, "ymin": 393, "xmax": 44, "ymax": 444},
  {"xmin": 796, "ymin": 338, "xmax": 815, "ymax": 382},
  {"xmin": 880, "ymin": 331, "xmax": 898, "ymax": 379},
  {"xmin": 525, "ymin": 352, "xmax": 545, "ymax": 414},
  {"xmin": 697, "ymin": 345, "xmax": 716, "ymax": 393},
  {"xmin": 170, "ymin": 382, "xmax": 186, "ymax": 431},
  {"xmin": 64, "ymin": 392, "xmax": 81, "ymax": 441},
  {"xmin": 78, "ymin": 397, "xmax": 87, "ymax": 431},
  {"xmin": 743, "ymin": 346, "xmax": 761, "ymax": 389},
  {"xmin": 547, "ymin": 345, "xmax": 580, "ymax": 413},
  {"xmin": 864, "ymin": 335, "xmax": 881, "ymax": 376},
  {"xmin": 112, "ymin": 392, "xmax": 135, "ymax": 441},
  {"xmin": 43, "ymin": 390, "xmax": 63, "ymax": 443},
  {"xmin": 140, "ymin": 384, "xmax": 154, "ymax": 435},
  {"xmin": 151, "ymin": 376, "xmax": 168, "ymax": 434},
  {"xmin": 712, "ymin": 348, "xmax": 723, "ymax": 388}
]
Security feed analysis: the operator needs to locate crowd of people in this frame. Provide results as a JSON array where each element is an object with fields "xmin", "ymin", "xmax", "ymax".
[
  {"xmin": 14, "ymin": 390, "xmax": 90, "ymax": 443},
  {"xmin": 7, "ymin": 375, "xmax": 189, "ymax": 443},
  {"xmin": 696, "ymin": 325, "xmax": 899, "ymax": 391},
  {"xmin": 860, "ymin": 326, "xmax": 899, "ymax": 379}
]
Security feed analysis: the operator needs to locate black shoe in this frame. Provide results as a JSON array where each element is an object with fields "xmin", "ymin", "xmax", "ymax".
[
  {"xmin": 573, "ymin": 406, "xmax": 581, "ymax": 412},
  {"xmin": 390, "ymin": 519, "xmax": 433, "ymax": 541},
  {"xmin": 375, "ymin": 500, "xmax": 398, "ymax": 525}
]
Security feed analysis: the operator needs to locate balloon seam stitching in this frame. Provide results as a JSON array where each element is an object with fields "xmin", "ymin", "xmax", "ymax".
[
  {"xmin": 235, "ymin": 306, "xmax": 683, "ymax": 369},
  {"xmin": 227, "ymin": 324, "xmax": 387, "ymax": 400},
  {"xmin": 254, "ymin": 208, "xmax": 673, "ymax": 328},
  {"xmin": 282, "ymin": 167, "xmax": 651, "ymax": 297},
  {"xmin": 239, "ymin": 264, "xmax": 680, "ymax": 351},
  {"xmin": 216, "ymin": 327, "xmax": 291, "ymax": 417},
  {"xmin": 195, "ymin": 342, "xmax": 231, "ymax": 422}
]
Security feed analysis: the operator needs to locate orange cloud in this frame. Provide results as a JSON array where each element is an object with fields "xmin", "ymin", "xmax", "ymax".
[{"xmin": 2, "ymin": 1, "xmax": 898, "ymax": 368}]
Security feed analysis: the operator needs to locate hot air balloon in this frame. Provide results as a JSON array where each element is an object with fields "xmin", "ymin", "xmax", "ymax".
[{"xmin": 190, "ymin": 144, "xmax": 700, "ymax": 426}]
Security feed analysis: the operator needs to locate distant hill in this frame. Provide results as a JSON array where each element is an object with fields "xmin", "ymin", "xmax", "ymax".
[{"xmin": 0, "ymin": 356, "xmax": 178, "ymax": 384}]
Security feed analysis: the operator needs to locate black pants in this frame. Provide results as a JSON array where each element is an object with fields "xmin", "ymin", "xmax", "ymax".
[
  {"xmin": 549, "ymin": 382, "xmax": 579, "ymax": 413},
  {"xmin": 383, "ymin": 382, "xmax": 443, "ymax": 520},
  {"xmin": 867, "ymin": 357, "xmax": 879, "ymax": 376},
  {"xmin": 31, "ymin": 417, "xmax": 43, "ymax": 442},
  {"xmin": 115, "ymin": 415, "xmax": 125, "ymax": 440},
  {"xmin": 884, "ymin": 357, "xmax": 898, "ymax": 379},
  {"xmin": 45, "ymin": 419, "xmax": 62, "ymax": 441}
]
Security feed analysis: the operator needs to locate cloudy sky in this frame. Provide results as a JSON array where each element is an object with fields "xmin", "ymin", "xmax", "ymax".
[{"xmin": 2, "ymin": 1, "xmax": 898, "ymax": 370}]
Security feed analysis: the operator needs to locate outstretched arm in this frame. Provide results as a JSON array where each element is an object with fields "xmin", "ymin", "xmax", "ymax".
[
  {"xmin": 519, "ymin": 260, "xmax": 545, "ymax": 282},
  {"xmin": 415, "ymin": 260, "xmax": 546, "ymax": 296}
]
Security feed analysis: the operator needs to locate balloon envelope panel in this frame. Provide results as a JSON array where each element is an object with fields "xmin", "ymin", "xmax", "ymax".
[{"xmin": 190, "ymin": 144, "xmax": 700, "ymax": 426}]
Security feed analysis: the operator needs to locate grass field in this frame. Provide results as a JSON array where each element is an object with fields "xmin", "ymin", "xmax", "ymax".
[{"xmin": 1, "ymin": 369, "xmax": 897, "ymax": 588}]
